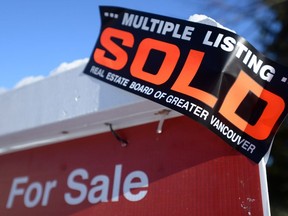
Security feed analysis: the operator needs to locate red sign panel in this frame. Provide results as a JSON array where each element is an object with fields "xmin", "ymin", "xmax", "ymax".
[{"xmin": 0, "ymin": 116, "xmax": 264, "ymax": 215}]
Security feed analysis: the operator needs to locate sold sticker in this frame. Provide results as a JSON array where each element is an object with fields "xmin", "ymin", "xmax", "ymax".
[{"xmin": 84, "ymin": 6, "xmax": 288, "ymax": 163}]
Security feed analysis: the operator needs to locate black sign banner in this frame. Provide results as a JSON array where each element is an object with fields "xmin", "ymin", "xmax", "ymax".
[{"xmin": 84, "ymin": 6, "xmax": 288, "ymax": 163}]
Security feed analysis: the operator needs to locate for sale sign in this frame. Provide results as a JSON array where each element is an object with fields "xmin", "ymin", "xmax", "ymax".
[
  {"xmin": 84, "ymin": 6, "xmax": 288, "ymax": 162},
  {"xmin": 0, "ymin": 117, "xmax": 264, "ymax": 215}
]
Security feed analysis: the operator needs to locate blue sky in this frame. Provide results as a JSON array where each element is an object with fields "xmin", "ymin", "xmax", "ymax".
[{"xmin": 0, "ymin": 0, "xmax": 273, "ymax": 92}]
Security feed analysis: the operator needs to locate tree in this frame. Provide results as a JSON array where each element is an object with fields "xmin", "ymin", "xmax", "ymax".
[
  {"xmin": 261, "ymin": 0, "xmax": 288, "ymax": 66},
  {"xmin": 259, "ymin": 0, "xmax": 288, "ymax": 215}
]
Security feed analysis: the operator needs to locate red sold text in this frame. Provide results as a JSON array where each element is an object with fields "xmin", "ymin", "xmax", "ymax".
[{"xmin": 93, "ymin": 26, "xmax": 285, "ymax": 141}]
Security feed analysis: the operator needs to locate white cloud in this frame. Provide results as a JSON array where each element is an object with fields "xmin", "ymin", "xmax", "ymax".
[
  {"xmin": 10, "ymin": 58, "xmax": 89, "ymax": 90},
  {"xmin": 14, "ymin": 75, "xmax": 45, "ymax": 89},
  {"xmin": 49, "ymin": 58, "xmax": 89, "ymax": 76},
  {"xmin": 0, "ymin": 87, "xmax": 7, "ymax": 95}
]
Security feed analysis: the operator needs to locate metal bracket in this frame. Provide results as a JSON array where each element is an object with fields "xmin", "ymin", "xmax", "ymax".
[
  {"xmin": 155, "ymin": 109, "xmax": 171, "ymax": 134},
  {"xmin": 105, "ymin": 123, "xmax": 128, "ymax": 147}
]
